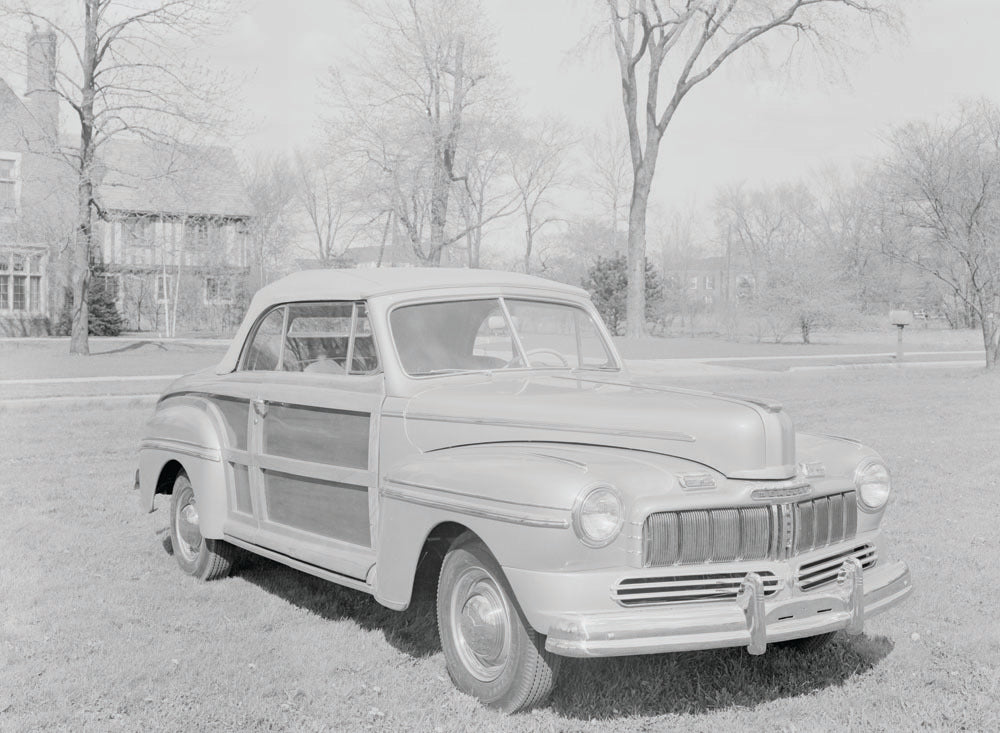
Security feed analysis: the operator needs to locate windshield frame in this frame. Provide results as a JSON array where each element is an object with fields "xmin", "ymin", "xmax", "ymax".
[{"xmin": 386, "ymin": 294, "xmax": 622, "ymax": 379}]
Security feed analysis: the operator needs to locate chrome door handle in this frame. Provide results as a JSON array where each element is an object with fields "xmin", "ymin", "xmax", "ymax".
[{"xmin": 252, "ymin": 399, "xmax": 268, "ymax": 418}]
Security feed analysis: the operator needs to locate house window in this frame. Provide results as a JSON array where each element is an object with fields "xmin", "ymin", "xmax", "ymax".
[
  {"xmin": 29, "ymin": 275, "xmax": 41, "ymax": 309},
  {"xmin": 704, "ymin": 275, "xmax": 715, "ymax": 291},
  {"xmin": 687, "ymin": 275, "xmax": 698, "ymax": 291},
  {"xmin": 204, "ymin": 276, "xmax": 232, "ymax": 304},
  {"xmin": 123, "ymin": 215, "xmax": 153, "ymax": 249},
  {"xmin": 156, "ymin": 273, "xmax": 172, "ymax": 301},
  {"xmin": 0, "ymin": 153, "xmax": 20, "ymax": 218},
  {"xmin": 12, "ymin": 275, "xmax": 26, "ymax": 309},
  {"xmin": 0, "ymin": 248, "xmax": 45, "ymax": 312},
  {"xmin": 186, "ymin": 218, "xmax": 217, "ymax": 250}
]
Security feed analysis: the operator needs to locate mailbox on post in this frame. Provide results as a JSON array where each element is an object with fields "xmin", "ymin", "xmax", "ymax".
[{"xmin": 890, "ymin": 310, "xmax": 913, "ymax": 363}]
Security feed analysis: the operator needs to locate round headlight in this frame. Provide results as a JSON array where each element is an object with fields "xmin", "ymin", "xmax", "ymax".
[
  {"xmin": 854, "ymin": 459, "xmax": 891, "ymax": 511},
  {"xmin": 572, "ymin": 485, "xmax": 624, "ymax": 548}
]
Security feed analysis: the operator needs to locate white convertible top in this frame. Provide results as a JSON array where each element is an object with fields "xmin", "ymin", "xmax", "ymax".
[{"xmin": 216, "ymin": 267, "xmax": 589, "ymax": 374}]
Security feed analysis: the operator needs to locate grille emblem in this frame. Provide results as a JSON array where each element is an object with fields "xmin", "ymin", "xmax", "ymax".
[{"xmin": 781, "ymin": 504, "xmax": 795, "ymax": 553}]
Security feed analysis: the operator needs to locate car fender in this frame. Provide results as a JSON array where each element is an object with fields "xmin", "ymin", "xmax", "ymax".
[
  {"xmin": 373, "ymin": 444, "xmax": 636, "ymax": 611},
  {"xmin": 138, "ymin": 395, "xmax": 235, "ymax": 539}
]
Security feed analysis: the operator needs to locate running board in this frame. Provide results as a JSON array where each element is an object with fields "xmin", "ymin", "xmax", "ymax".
[{"xmin": 225, "ymin": 534, "xmax": 374, "ymax": 595}]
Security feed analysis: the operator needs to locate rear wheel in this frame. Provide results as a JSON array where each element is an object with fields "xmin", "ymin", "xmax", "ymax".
[
  {"xmin": 437, "ymin": 534, "xmax": 560, "ymax": 713},
  {"xmin": 169, "ymin": 473, "xmax": 236, "ymax": 581}
]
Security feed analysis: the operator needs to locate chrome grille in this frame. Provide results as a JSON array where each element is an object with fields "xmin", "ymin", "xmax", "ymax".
[
  {"xmin": 797, "ymin": 544, "xmax": 877, "ymax": 591},
  {"xmin": 613, "ymin": 571, "xmax": 781, "ymax": 606},
  {"xmin": 793, "ymin": 491, "xmax": 857, "ymax": 553},
  {"xmin": 644, "ymin": 506, "xmax": 774, "ymax": 566},
  {"xmin": 643, "ymin": 490, "xmax": 858, "ymax": 567}
]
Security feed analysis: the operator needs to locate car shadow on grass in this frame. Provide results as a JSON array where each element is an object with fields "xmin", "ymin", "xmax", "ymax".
[
  {"xmin": 546, "ymin": 634, "xmax": 894, "ymax": 719},
  {"xmin": 234, "ymin": 553, "xmax": 441, "ymax": 659},
  {"xmin": 223, "ymin": 549, "xmax": 893, "ymax": 719}
]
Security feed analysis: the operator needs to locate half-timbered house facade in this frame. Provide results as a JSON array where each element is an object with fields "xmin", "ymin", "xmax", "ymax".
[{"xmin": 0, "ymin": 30, "xmax": 254, "ymax": 336}]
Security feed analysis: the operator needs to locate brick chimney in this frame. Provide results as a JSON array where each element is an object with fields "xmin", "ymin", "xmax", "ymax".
[{"xmin": 25, "ymin": 30, "xmax": 58, "ymax": 142}]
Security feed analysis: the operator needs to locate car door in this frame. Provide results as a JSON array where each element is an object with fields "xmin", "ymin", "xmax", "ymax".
[{"xmin": 240, "ymin": 300, "xmax": 383, "ymax": 581}]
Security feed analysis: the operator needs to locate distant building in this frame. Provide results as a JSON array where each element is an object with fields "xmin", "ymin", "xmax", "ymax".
[
  {"xmin": 667, "ymin": 254, "xmax": 753, "ymax": 307},
  {"xmin": 0, "ymin": 31, "xmax": 69, "ymax": 335},
  {"xmin": 0, "ymin": 30, "xmax": 253, "ymax": 336},
  {"xmin": 93, "ymin": 140, "xmax": 253, "ymax": 334}
]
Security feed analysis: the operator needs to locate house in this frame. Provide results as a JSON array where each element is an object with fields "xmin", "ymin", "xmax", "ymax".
[
  {"xmin": 0, "ymin": 30, "xmax": 253, "ymax": 337},
  {"xmin": 93, "ymin": 139, "xmax": 253, "ymax": 334},
  {"xmin": 665, "ymin": 254, "xmax": 753, "ymax": 308},
  {"xmin": 0, "ymin": 32, "xmax": 71, "ymax": 335}
]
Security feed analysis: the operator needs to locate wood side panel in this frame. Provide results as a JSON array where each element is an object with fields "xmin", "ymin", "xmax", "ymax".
[
  {"xmin": 264, "ymin": 470, "xmax": 370, "ymax": 547},
  {"xmin": 264, "ymin": 404, "xmax": 369, "ymax": 469},
  {"xmin": 232, "ymin": 463, "xmax": 253, "ymax": 514},
  {"xmin": 208, "ymin": 395, "xmax": 250, "ymax": 450}
]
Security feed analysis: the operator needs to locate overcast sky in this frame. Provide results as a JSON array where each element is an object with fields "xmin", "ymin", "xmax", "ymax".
[{"xmin": 213, "ymin": 0, "xmax": 1000, "ymax": 215}]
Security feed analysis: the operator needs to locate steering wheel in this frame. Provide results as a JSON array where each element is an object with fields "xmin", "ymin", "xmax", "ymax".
[{"xmin": 525, "ymin": 348, "xmax": 570, "ymax": 367}]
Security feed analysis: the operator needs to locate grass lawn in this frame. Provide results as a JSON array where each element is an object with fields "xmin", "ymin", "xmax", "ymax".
[
  {"xmin": 1, "ymin": 368, "xmax": 998, "ymax": 730},
  {"xmin": 0, "ymin": 339, "xmax": 228, "ymax": 381},
  {"xmin": 613, "ymin": 327, "xmax": 984, "ymax": 360}
]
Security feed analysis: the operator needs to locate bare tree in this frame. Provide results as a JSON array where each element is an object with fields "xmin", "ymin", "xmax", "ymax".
[
  {"xmin": 880, "ymin": 100, "xmax": 1000, "ymax": 368},
  {"xmin": 328, "ymin": 0, "xmax": 511, "ymax": 265},
  {"xmin": 455, "ymin": 117, "xmax": 519, "ymax": 268},
  {"xmin": 714, "ymin": 180, "xmax": 852, "ymax": 343},
  {"xmin": 243, "ymin": 153, "xmax": 297, "ymax": 288},
  {"xmin": 292, "ymin": 149, "xmax": 364, "ymax": 267},
  {"xmin": 603, "ymin": 0, "xmax": 896, "ymax": 337},
  {"xmin": 507, "ymin": 119, "xmax": 570, "ymax": 273},
  {"xmin": 0, "ymin": 0, "xmax": 235, "ymax": 353},
  {"xmin": 585, "ymin": 120, "xmax": 632, "ymax": 252}
]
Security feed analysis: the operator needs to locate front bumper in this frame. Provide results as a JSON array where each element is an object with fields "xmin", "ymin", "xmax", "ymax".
[{"xmin": 545, "ymin": 559, "xmax": 911, "ymax": 657}]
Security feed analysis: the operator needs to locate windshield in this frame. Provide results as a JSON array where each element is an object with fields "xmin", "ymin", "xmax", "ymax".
[{"xmin": 389, "ymin": 298, "xmax": 618, "ymax": 376}]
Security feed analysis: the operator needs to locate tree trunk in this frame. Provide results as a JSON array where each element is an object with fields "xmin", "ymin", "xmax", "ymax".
[
  {"xmin": 625, "ymin": 162, "xmax": 654, "ymax": 338},
  {"xmin": 70, "ymin": 0, "xmax": 99, "ymax": 354},
  {"xmin": 428, "ymin": 169, "xmax": 449, "ymax": 265},
  {"xmin": 523, "ymin": 227, "xmax": 532, "ymax": 274},
  {"xmin": 982, "ymin": 313, "xmax": 999, "ymax": 369},
  {"xmin": 69, "ymin": 193, "xmax": 91, "ymax": 354}
]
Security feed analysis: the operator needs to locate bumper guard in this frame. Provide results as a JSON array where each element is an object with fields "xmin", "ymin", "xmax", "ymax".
[{"xmin": 545, "ymin": 559, "xmax": 911, "ymax": 658}]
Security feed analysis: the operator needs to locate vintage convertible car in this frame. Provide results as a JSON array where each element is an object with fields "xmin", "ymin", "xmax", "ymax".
[{"xmin": 137, "ymin": 268, "xmax": 911, "ymax": 712}]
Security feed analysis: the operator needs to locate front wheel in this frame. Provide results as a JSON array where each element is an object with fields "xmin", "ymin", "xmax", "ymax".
[
  {"xmin": 437, "ymin": 535, "xmax": 560, "ymax": 713},
  {"xmin": 169, "ymin": 473, "xmax": 237, "ymax": 581}
]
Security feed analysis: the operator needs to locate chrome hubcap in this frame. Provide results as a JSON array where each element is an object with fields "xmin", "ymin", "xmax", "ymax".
[
  {"xmin": 175, "ymin": 493, "xmax": 201, "ymax": 562},
  {"xmin": 451, "ymin": 570, "xmax": 511, "ymax": 682}
]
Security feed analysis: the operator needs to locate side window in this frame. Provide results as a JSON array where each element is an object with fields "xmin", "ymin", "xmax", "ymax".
[
  {"xmin": 243, "ymin": 307, "xmax": 285, "ymax": 371},
  {"xmin": 281, "ymin": 301, "xmax": 380, "ymax": 375},
  {"xmin": 284, "ymin": 302, "xmax": 354, "ymax": 373}
]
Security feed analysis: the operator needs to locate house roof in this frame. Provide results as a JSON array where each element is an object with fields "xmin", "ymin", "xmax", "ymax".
[
  {"xmin": 216, "ymin": 267, "xmax": 590, "ymax": 373},
  {"xmin": 95, "ymin": 138, "xmax": 252, "ymax": 218},
  {"xmin": 0, "ymin": 78, "xmax": 45, "ymax": 148}
]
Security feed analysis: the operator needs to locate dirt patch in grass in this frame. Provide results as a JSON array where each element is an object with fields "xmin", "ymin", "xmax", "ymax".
[{"xmin": 1, "ymin": 369, "xmax": 998, "ymax": 730}]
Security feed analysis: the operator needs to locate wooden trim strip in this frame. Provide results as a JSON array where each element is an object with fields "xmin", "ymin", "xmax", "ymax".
[{"xmin": 258, "ymin": 453, "xmax": 372, "ymax": 487}]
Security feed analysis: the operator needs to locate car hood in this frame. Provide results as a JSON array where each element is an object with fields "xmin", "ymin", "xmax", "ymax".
[{"xmin": 399, "ymin": 373, "xmax": 796, "ymax": 480}]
